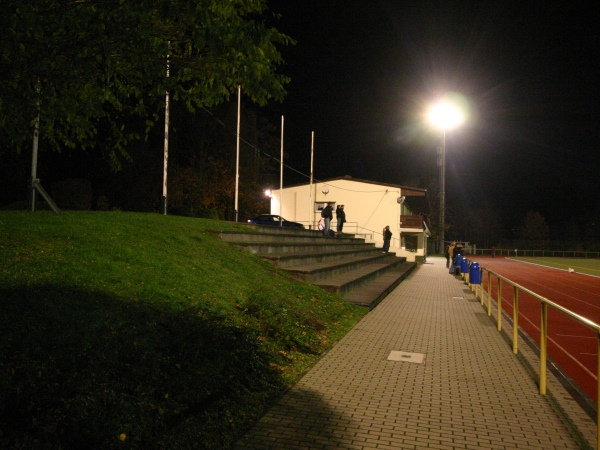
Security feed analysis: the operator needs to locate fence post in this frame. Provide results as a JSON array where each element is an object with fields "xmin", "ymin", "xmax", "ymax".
[
  {"xmin": 497, "ymin": 279, "xmax": 502, "ymax": 331},
  {"xmin": 597, "ymin": 332, "xmax": 600, "ymax": 450},
  {"xmin": 540, "ymin": 303, "xmax": 547, "ymax": 395},
  {"xmin": 480, "ymin": 267, "xmax": 483, "ymax": 300},
  {"xmin": 513, "ymin": 286, "xmax": 519, "ymax": 354},
  {"xmin": 483, "ymin": 271, "xmax": 489, "ymax": 306},
  {"xmin": 487, "ymin": 272, "xmax": 492, "ymax": 314}
]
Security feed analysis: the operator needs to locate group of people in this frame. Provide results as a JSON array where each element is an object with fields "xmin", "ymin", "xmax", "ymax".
[
  {"xmin": 320, "ymin": 203, "xmax": 393, "ymax": 254},
  {"xmin": 445, "ymin": 241, "xmax": 464, "ymax": 269},
  {"xmin": 320, "ymin": 202, "xmax": 346, "ymax": 236}
]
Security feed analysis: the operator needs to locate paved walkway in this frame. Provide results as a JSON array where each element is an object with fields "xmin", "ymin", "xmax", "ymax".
[{"xmin": 235, "ymin": 257, "xmax": 596, "ymax": 449}]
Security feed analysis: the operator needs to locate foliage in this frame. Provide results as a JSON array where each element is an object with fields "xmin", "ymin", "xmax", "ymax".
[
  {"xmin": 51, "ymin": 178, "xmax": 93, "ymax": 210},
  {"xmin": 167, "ymin": 157, "xmax": 236, "ymax": 219},
  {"xmin": 518, "ymin": 210, "xmax": 550, "ymax": 248},
  {"xmin": 168, "ymin": 156, "xmax": 271, "ymax": 221},
  {"xmin": 165, "ymin": 101, "xmax": 279, "ymax": 220},
  {"xmin": 447, "ymin": 203, "xmax": 504, "ymax": 248},
  {"xmin": 0, "ymin": 211, "xmax": 365, "ymax": 448},
  {"xmin": 0, "ymin": 0, "xmax": 292, "ymax": 165},
  {"xmin": 581, "ymin": 209, "xmax": 600, "ymax": 243}
]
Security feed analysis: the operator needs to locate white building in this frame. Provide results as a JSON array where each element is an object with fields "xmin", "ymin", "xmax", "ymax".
[{"xmin": 269, "ymin": 176, "xmax": 430, "ymax": 262}]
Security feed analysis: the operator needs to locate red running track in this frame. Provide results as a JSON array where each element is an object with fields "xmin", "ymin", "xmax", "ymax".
[{"xmin": 467, "ymin": 256, "xmax": 600, "ymax": 401}]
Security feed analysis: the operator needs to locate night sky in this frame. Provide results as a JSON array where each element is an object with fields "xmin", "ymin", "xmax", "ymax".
[{"xmin": 266, "ymin": 1, "xmax": 600, "ymax": 231}]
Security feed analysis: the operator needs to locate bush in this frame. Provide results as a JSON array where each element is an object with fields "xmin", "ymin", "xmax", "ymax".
[{"xmin": 51, "ymin": 179, "xmax": 93, "ymax": 210}]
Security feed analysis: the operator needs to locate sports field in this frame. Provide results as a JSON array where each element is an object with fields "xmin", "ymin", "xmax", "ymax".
[
  {"xmin": 471, "ymin": 256, "xmax": 600, "ymax": 402},
  {"xmin": 514, "ymin": 257, "xmax": 600, "ymax": 277}
]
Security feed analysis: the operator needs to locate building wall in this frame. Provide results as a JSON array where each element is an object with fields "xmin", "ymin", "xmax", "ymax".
[{"xmin": 270, "ymin": 179, "xmax": 427, "ymax": 262}]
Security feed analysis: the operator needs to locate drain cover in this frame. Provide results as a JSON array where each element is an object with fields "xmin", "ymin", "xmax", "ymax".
[{"xmin": 387, "ymin": 351, "xmax": 426, "ymax": 364}]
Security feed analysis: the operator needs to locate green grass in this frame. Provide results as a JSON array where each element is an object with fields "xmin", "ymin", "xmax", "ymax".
[
  {"xmin": 0, "ymin": 211, "xmax": 367, "ymax": 449},
  {"xmin": 513, "ymin": 257, "xmax": 600, "ymax": 277}
]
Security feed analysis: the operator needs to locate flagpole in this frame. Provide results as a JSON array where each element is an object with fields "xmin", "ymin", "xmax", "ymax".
[
  {"xmin": 309, "ymin": 131, "xmax": 314, "ymax": 229},
  {"xmin": 234, "ymin": 85, "xmax": 241, "ymax": 222},
  {"xmin": 279, "ymin": 115, "xmax": 284, "ymax": 227},
  {"xmin": 161, "ymin": 47, "xmax": 170, "ymax": 215}
]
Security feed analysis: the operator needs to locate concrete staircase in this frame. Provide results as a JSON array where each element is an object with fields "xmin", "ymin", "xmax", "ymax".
[{"xmin": 217, "ymin": 225, "xmax": 416, "ymax": 309}]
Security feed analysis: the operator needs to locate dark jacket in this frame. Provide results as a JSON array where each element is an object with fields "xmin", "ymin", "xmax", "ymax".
[
  {"xmin": 453, "ymin": 246, "xmax": 463, "ymax": 259},
  {"xmin": 321, "ymin": 205, "xmax": 333, "ymax": 220},
  {"xmin": 336, "ymin": 207, "xmax": 346, "ymax": 223},
  {"xmin": 383, "ymin": 228, "xmax": 392, "ymax": 241}
]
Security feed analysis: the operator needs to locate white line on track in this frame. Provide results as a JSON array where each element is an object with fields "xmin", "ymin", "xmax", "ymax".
[
  {"xmin": 506, "ymin": 257, "xmax": 600, "ymax": 279},
  {"xmin": 556, "ymin": 334, "xmax": 596, "ymax": 339}
]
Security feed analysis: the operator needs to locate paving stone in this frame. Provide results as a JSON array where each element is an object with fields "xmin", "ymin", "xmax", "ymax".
[{"xmin": 235, "ymin": 257, "xmax": 596, "ymax": 449}]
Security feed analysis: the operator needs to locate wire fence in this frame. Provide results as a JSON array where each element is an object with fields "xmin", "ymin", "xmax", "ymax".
[{"xmin": 471, "ymin": 248, "xmax": 600, "ymax": 258}]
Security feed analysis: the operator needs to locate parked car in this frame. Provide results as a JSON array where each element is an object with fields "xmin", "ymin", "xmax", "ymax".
[{"xmin": 247, "ymin": 214, "xmax": 304, "ymax": 229}]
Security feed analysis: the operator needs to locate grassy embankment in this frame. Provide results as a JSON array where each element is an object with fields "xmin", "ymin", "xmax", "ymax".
[{"xmin": 0, "ymin": 211, "xmax": 366, "ymax": 449}]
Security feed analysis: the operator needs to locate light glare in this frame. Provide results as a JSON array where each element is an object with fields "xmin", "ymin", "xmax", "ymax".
[{"xmin": 427, "ymin": 101, "xmax": 465, "ymax": 130}]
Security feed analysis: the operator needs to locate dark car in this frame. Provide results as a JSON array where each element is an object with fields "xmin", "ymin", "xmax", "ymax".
[{"xmin": 247, "ymin": 214, "xmax": 304, "ymax": 229}]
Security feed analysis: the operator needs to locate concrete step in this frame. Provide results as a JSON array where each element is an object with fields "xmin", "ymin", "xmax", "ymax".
[
  {"xmin": 244, "ymin": 224, "xmax": 324, "ymax": 236},
  {"xmin": 284, "ymin": 253, "xmax": 400, "ymax": 283},
  {"xmin": 242, "ymin": 224, "xmax": 358, "ymax": 238},
  {"xmin": 217, "ymin": 225, "xmax": 415, "ymax": 310},
  {"xmin": 233, "ymin": 241, "xmax": 376, "ymax": 255},
  {"xmin": 218, "ymin": 230, "xmax": 362, "ymax": 246},
  {"xmin": 343, "ymin": 261, "xmax": 416, "ymax": 309},
  {"xmin": 315, "ymin": 256, "xmax": 407, "ymax": 297},
  {"xmin": 260, "ymin": 248, "xmax": 384, "ymax": 269}
]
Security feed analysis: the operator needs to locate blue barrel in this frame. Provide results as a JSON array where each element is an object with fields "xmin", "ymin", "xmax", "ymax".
[
  {"xmin": 469, "ymin": 262, "xmax": 481, "ymax": 284},
  {"xmin": 456, "ymin": 254, "xmax": 463, "ymax": 266},
  {"xmin": 460, "ymin": 257, "xmax": 468, "ymax": 274}
]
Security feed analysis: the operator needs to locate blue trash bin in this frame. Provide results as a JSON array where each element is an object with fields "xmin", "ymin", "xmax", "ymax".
[
  {"xmin": 460, "ymin": 257, "xmax": 468, "ymax": 274},
  {"xmin": 469, "ymin": 262, "xmax": 481, "ymax": 284}
]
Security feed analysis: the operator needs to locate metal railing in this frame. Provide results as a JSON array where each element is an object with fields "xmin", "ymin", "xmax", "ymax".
[
  {"xmin": 299, "ymin": 222, "xmax": 411, "ymax": 250},
  {"xmin": 351, "ymin": 224, "xmax": 374, "ymax": 241},
  {"xmin": 295, "ymin": 222, "xmax": 396, "ymax": 247},
  {"xmin": 464, "ymin": 263, "xmax": 600, "ymax": 448}
]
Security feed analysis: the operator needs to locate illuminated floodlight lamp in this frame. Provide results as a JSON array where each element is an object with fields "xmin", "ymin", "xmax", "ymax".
[{"xmin": 427, "ymin": 101, "xmax": 465, "ymax": 131}]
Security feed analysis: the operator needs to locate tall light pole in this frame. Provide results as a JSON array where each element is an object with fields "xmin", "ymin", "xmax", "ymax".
[
  {"xmin": 427, "ymin": 99, "xmax": 465, "ymax": 254},
  {"xmin": 439, "ymin": 129, "xmax": 446, "ymax": 256}
]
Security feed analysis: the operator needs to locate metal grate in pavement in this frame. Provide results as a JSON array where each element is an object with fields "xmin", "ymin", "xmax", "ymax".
[{"xmin": 387, "ymin": 350, "xmax": 426, "ymax": 364}]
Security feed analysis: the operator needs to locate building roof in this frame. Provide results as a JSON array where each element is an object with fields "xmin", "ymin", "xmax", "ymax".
[
  {"xmin": 283, "ymin": 175, "xmax": 430, "ymax": 214},
  {"xmin": 284, "ymin": 175, "xmax": 428, "ymax": 196}
]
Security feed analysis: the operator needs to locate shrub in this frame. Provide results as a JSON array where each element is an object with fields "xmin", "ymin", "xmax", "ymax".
[{"xmin": 51, "ymin": 178, "xmax": 93, "ymax": 210}]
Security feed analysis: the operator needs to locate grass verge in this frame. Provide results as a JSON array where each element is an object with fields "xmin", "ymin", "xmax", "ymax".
[{"xmin": 0, "ymin": 211, "xmax": 367, "ymax": 449}]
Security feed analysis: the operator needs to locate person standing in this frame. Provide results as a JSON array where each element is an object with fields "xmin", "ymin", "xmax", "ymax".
[
  {"xmin": 321, "ymin": 202, "xmax": 333, "ymax": 236},
  {"xmin": 491, "ymin": 246, "xmax": 496, "ymax": 258},
  {"xmin": 451, "ymin": 243, "xmax": 463, "ymax": 273},
  {"xmin": 445, "ymin": 243, "xmax": 450, "ymax": 268},
  {"xmin": 336, "ymin": 204, "xmax": 346, "ymax": 234},
  {"xmin": 447, "ymin": 241, "xmax": 456, "ymax": 271},
  {"xmin": 382, "ymin": 225, "xmax": 392, "ymax": 253}
]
